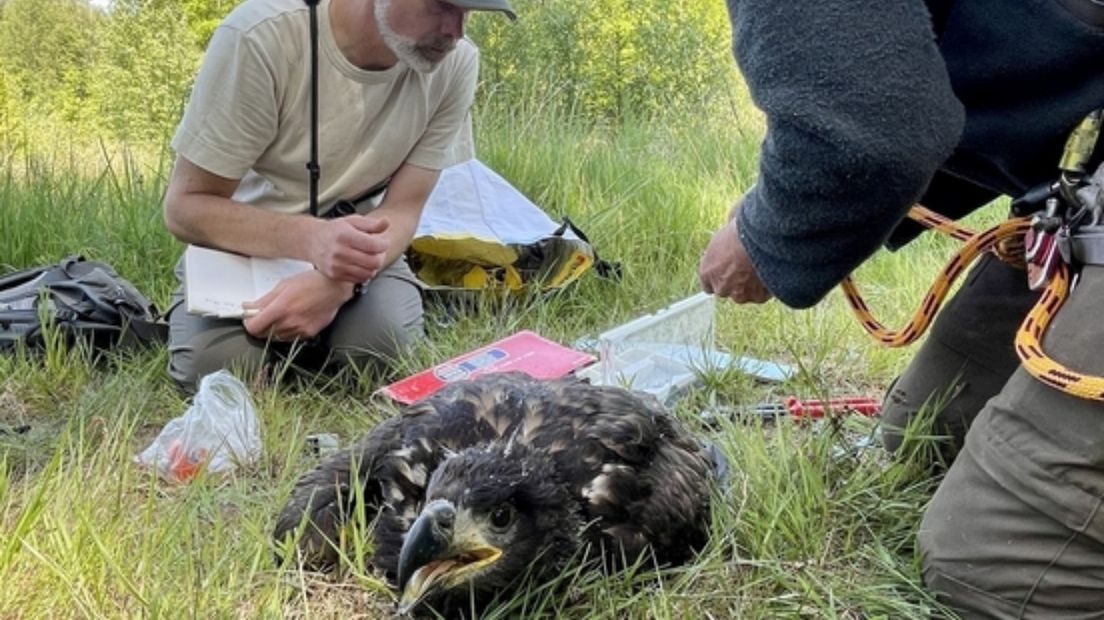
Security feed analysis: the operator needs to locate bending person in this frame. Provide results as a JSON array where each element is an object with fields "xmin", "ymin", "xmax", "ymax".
[{"xmin": 698, "ymin": 0, "xmax": 1104, "ymax": 615}]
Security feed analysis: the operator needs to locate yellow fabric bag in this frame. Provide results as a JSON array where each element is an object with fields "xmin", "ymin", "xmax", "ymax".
[{"xmin": 408, "ymin": 160, "xmax": 617, "ymax": 295}]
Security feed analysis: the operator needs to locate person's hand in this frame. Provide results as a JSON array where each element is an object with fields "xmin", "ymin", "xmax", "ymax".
[
  {"xmin": 308, "ymin": 215, "xmax": 392, "ymax": 283},
  {"xmin": 242, "ymin": 270, "xmax": 354, "ymax": 341},
  {"xmin": 698, "ymin": 212, "xmax": 773, "ymax": 304}
]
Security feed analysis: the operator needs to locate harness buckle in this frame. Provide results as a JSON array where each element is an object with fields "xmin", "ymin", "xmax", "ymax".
[{"xmin": 1022, "ymin": 153, "xmax": 1104, "ymax": 289}]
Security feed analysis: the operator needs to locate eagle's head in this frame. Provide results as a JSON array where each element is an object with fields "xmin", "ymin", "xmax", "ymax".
[{"xmin": 396, "ymin": 441, "xmax": 583, "ymax": 615}]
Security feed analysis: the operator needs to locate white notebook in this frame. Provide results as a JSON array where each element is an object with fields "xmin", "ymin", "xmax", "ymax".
[{"xmin": 184, "ymin": 245, "xmax": 312, "ymax": 318}]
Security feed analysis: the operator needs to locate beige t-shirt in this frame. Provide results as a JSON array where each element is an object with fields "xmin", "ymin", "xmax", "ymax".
[{"xmin": 172, "ymin": 0, "xmax": 478, "ymax": 215}]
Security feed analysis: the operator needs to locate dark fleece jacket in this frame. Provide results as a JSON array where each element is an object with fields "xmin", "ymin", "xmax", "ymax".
[{"xmin": 728, "ymin": 0, "xmax": 1104, "ymax": 308}]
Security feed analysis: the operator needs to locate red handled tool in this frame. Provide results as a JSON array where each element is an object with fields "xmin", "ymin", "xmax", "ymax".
[
  {"xmin": 783, "ymin": 396, "xmax": 881, "ymax": 418},
  {"xmin": 702, "ymin": 396, "xmax": 881, "ymax": 424}
]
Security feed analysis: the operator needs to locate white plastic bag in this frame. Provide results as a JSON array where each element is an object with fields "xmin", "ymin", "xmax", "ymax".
[{"xmin": 135, "ymin": 370, "xmax": 262, "ymax": 482}]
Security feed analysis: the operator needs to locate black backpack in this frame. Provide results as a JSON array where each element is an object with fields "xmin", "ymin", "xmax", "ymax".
[{"xmin": 0, "ymin": 255, "xmax": 167, "ymax": 353}]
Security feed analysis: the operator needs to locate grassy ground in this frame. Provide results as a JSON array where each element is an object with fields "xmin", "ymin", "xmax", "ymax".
[{"xmin": 0, "ymin": 107, "xmax": 979, "ymax": 617}]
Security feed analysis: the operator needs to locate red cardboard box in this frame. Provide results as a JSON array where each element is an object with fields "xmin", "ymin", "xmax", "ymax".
[{"xmin": 378, "ymin": 330, "xmax": 596, "ymax": 404}]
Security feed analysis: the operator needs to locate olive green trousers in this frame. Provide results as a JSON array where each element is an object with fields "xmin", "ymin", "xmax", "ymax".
[{"xmin": 887, "ymin": 259, "xmax": 1104, "ymax": 616}]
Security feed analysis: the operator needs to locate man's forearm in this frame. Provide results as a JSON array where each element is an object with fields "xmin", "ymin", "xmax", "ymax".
[
  {"xmin": 361, "ymin": 161, "xmax": 440, "ymax": 275},
  {"xmin": 369, "ymin": 197, "xmax": 423, "ymax": 271},
  {"xmin": 165, "ymin": 192, "xmax": 322, "ymax": 262}
]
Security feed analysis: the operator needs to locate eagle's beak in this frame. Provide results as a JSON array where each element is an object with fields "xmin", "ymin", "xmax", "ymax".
[{"xmin": 397, "ymin": 499, "xmax": 502, "ymax": 615}]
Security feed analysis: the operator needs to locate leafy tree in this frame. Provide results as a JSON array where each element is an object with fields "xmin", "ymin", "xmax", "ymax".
[
  {"xmin": 181, "ymin": 0, "xmax": 239, "ymax": 46},
  {"xmin": 1, "ymin": 0, "xmax": 742, "ymax": 146},
  {"xmin": 467, "ymin": 0, "xmax": 739, "ymax": 120},
  {"xmin": 87, "ymin": 0, "xmax": 204, "ymax": 143},
  {"xmin": 0, "ymin": 0, "xmax": 101, "ymax": 125}
]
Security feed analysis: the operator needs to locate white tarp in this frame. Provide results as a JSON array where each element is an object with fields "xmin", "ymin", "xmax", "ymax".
[{"xmin": 417, "ymin": 159, "xmax": 579, "ymax": 245}]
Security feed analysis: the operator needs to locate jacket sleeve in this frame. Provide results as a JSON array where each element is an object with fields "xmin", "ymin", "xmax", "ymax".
[{"xmin": 727, "ymin": 0, "xmax": 965, "ymax": 308}]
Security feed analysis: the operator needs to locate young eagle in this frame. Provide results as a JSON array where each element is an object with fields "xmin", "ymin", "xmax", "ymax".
[{"xmin": 273, "ymin": 371, "xmax": 722, "ymax": 615}]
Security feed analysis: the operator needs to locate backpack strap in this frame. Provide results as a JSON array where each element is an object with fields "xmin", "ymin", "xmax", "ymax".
[{"xmin": 0, "ymin": 308, "xmax": 39, "ymax": 333}]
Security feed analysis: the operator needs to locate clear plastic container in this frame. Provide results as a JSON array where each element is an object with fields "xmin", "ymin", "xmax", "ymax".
[
  {"xmin": 577, "ymin": 293, "xmax": 796, "ymax": 403},
  {"xmin": 592, "ymin": 293, "xmax": 717, "ymax": 402}
]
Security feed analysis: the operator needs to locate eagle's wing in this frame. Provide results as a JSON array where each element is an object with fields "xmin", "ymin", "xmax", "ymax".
[
  {"xmin": 272, "ymin": 414, "xmax": 406, "ymax": 571},
  {"xmin": 528, "ymin": 380, "xmax": 718, "ymax": 566}
]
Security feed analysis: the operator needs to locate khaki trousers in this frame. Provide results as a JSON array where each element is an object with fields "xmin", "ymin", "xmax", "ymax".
[{"xmin": 166, "ymin": 255, "xmax": 423, "ymax": 391}]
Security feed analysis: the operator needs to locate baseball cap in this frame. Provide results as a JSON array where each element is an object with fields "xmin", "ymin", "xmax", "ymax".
[{"xmin": 450, "ymin": 0, "xmax": 516, "ymax": 20}]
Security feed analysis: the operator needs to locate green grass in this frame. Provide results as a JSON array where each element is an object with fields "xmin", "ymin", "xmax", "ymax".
[{"xmin": 0, "ymin": 105, "xmax": 982, "ymax": 618}]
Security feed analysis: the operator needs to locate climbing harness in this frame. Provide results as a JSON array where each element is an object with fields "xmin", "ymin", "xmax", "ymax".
[
  {"xmin": 1014, "ymin": 109, "xmax": 1104, "ymax": 400},
  {"xmin": 842, "ymin": 109, "xmax": 1104, "ymax": 401}
]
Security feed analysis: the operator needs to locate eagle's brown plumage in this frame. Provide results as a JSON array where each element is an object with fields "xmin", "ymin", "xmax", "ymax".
[{"xmin": 274, "ymin": 371, "xmax": 720, "ymax": 615}]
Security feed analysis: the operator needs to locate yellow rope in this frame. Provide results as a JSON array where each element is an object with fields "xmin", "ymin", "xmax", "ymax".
[
  {"xmin": 1014, "ymin": 263, "xmax": 1104, "ymax": 400},
  {"xmin": 842, "ymin": 205, "xmax": 1104, "ymax": 402},
  {"xmin": 840, "ymin": 206, "xmax": 1031, "ymax": 347},
  {"xmin": 844, "ymin": 108, "xmax": 1104, "ymax": 400}
]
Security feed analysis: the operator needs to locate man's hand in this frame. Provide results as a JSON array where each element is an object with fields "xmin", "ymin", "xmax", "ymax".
[
  {"xmin": 242, "ymin": 270, "xmax": 354, "ymax": 341},
  {"xmin": 698, "ymin": 214, "xmax": 773, "ymax": 304},
  {"xmin": 308, "ymin": 215, "xmax": 392, "ymax": 283}
]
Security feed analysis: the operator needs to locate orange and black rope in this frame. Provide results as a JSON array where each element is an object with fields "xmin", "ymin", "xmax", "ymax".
[
  {"xmin": 1014, "ymin": 263, "xmax": 1104, "ymax": 400},
  {"xmin": 841, "ymin": 205, "xmax": 1104, "ymax": 402},
  {"xmin": 840, "ymin": 206, "xmax": 1031, "ymax": 347}
]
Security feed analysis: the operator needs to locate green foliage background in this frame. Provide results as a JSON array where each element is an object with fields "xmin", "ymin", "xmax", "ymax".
[
  {"xmin": 470, "ymin": 0, "xmax": 740, "ymax": 119},
  {"xmin": 0, "ymin": 0, "xmax": 741, "ymax": 144}
]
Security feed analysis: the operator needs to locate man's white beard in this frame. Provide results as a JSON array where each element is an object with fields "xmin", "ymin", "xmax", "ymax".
[{"xmin": 374, "ymin": 0, "xmax": 441, "ymax": 74}]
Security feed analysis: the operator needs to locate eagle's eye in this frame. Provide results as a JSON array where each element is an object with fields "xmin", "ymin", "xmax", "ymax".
[{"xmin": 489, "ymin": 505, "xmax": 514, "ymax": 530}]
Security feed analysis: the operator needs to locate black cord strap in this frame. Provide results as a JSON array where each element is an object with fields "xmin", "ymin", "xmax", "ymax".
[{"xmin": 305, "ymin": 0, "xmax": 321, "ymax": 217}]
